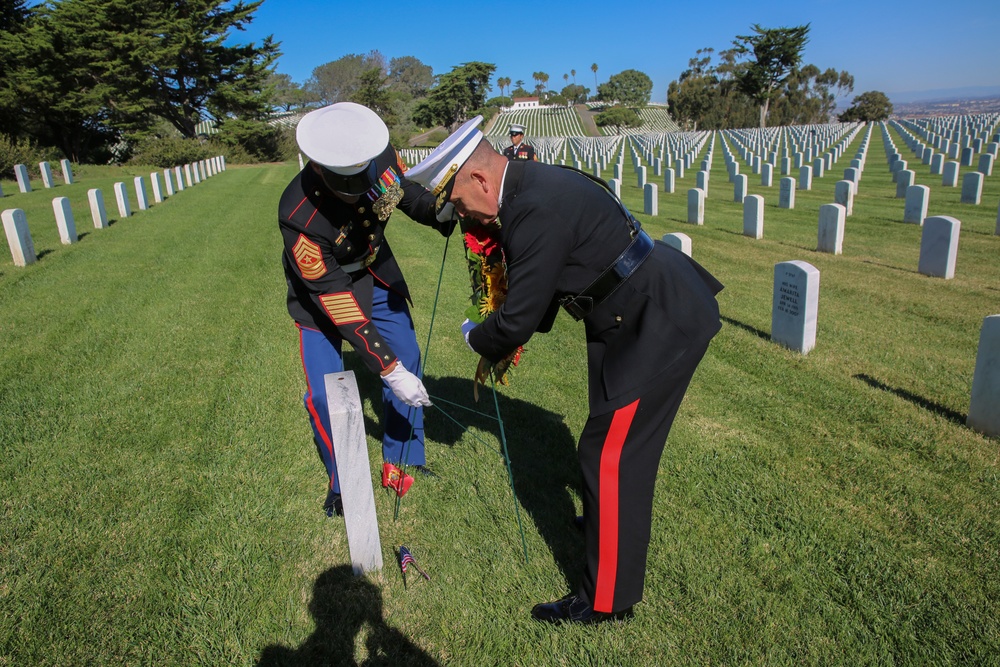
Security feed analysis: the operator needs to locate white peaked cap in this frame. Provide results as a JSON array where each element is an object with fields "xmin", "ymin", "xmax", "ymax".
[
  {"xmin": 406, "ymin": 116, "xmax": 485, "ymax": 196},
  {"xmin": 296, "ymin": 102, "xmax": 389, "ymax": 174}
]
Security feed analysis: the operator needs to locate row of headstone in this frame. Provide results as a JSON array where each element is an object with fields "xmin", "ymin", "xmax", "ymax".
[
  {"xmin": 6, "ymin": 159, "xmax": 75, "ymax": 195},
  {"xmin": 3, "ymin": 156, "xmax": 227, "ymax": 267},
  {"xmin": 882, "ymin": 121, "xmax": 998, "ymax": 228}
]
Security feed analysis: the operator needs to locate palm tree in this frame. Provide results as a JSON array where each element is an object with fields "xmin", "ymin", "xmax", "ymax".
[
  {"xmin": 571, "ymin": 69, "xmax": 576, "ymax": 83},
  {"xmin": 537, "ymin": 72, "xmax": 549, "ymax": 97},
  {"xmin": 591, "ymin": 63, "xmax": 598, "ymax": 92}
]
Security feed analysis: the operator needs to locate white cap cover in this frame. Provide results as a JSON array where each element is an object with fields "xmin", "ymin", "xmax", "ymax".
[
  {"xmin": 296, "ymin": 102, "xmax": 389, "ymax": 174},
  {"xmin": 406, "ymin": 116, "xmax": 484, "ymax": 197}
]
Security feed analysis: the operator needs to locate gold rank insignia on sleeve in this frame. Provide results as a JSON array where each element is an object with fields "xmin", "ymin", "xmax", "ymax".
[
  {"xmin": 319, "ymin": 292, "xmax": 367, "ymax": 325},
  {"xmin": 293, "ymin": 234, "xmax": 326, "ymax": 280}
]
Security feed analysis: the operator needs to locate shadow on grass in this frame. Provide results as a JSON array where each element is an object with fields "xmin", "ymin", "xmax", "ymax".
[
  {"xmin": 860, "ymin": 259, "xmax": 917, "ymax": 274},
  {"xmin": 256, "ymin": 565, "xmax": 438, "ymax": 667},
  {"xmin": 423, "ymin": 374, "xmax": 585, "ymax": 591},
  {"xmin": 774, "ymin": 240, "xmax": 815, "ymax": 253},
  {"xmin": 721, "ymin": 315, "xmax": 770, "ymax": 341},
  {"xmin": 346, "ymin": 364, "xmax": 587, "ymax": 591},
  {"xmin": 854, "ymin": 373, "xmax": 967, "ymax": 426}
]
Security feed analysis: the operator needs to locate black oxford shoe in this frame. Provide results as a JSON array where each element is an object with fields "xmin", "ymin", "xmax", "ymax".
[
  {"xmin": 531, "ymin": 594, "xmax": 634, "ymax": 625},
  {"xmin": 323, "ymin": 489, "xmax": 343, "ymax": 517}
]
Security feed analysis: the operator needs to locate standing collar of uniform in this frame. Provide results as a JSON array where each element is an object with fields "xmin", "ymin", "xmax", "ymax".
[{"xmin": 497, "ymin": 161, "xmax": 511, "ymax": 211}]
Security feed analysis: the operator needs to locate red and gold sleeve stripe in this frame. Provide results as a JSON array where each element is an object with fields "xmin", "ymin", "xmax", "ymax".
[
  {"xmin": 293, "ymin": 234, "xmax": 327, "ymax": 280},
  {"xmin": 319, "ymin": 292, "xmax": 367, "ymax": 325}
]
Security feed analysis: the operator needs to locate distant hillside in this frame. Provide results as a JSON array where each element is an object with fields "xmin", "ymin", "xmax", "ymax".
[{"xmin": 887, "ymin": 85, "xmax": 1000, "ymax": 105}]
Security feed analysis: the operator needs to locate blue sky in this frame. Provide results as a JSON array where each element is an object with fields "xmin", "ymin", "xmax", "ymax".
[{"xmin": 240, "ymin": 0, "xmax": 1000, "ymax": 104}]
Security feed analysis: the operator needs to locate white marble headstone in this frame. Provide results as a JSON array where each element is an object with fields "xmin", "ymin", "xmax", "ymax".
[
  {"xmin": 961, "ymin": 172, "xmax": 983, "ymax": 205},
  {"xmin": 39, "ymin": 161, "xmax": 54, "ymax": 188},
  {"xmin": 817, "ymin": 203, "xmax": 845, "ymax": 254},
  {"xmin": 324, "ymin": 371, "xmax": 383, "ymax": 575},
  {"xmin": 734, "ymin": 174, "xmax": 747, "ymax": 203},
  {"xmin": 918, "ymin": 216, "xmax": 960, "ymax": 279},
  {"xmin": 687, "ymin": 188, "xmax": 705, "ymax": 225},
  {"xmin": 968, "ymin": 315, "xmax": 1000, "ymax": 438},
  {"xmin": 799, "ymin": 165, "xmax": 812, "ymax": 191},
  {"xmin": 761, "ymin": 163, "xmax": 773, "ymax": 187},
  {"xmin": 60, "ymin": 159, "xmax": 73, "ymax": 185},
  {"xmin": 134, "ymin": 176, "xmax": 149, "ymax": 211},
  {"xmin": 662, "ymin": 232, "xmax": 692, "ymax": 257},
  {"xmin": 696, "ymin": 170, "xmax": 709, "ymax": 197},
  {"xmin": 779, "ymin": 177, "xmax": 795, "ymax": 209},
  {"xmin": 942, "ymin": 161, "xmax": 959, "ymax": 187},
  {"xmin": 2, "ymin": 208, "xmax": 36, "ymax": 266},
  {"xmin": 114, "ymin": 182, "xmax": 131, "ymax": 218},
  {"xmin": 834, "ymin": 180, "xmax": 854, "ymax": 215},
  {"xmin": 903, "ymin": 185, "xmax": 929, "ymax": 225},
  {"xmin": 772, "ymin": 260, "xmax": 819, "ymax": 354},
  {"xmin": 896, "ymin": 170, "xmax": 915, "ymax": 199},
  {"xmin": 608, "ymin": 178, "xmax": 620, "ymax": 199},
  {"xmin": 14, "ymin": 164, "xmax": 31, "ymax": 193},
  {"xmin": 743, "ymin": 195, "xmax": 764, "ymax": 239},
  {"xmin": 643, "ymin": 183, "xmax": 658, "ymax": 216},
  {"xmin": 52, "ymin": 197, "xmax": 77, "ymax": 244},
  {"xmin": 151, "ymin": 172, "xmax": 164, "ymax": 204},
  {"xmin": 163, "ymin": 169, "xmax": 174, "ymax": 197},
  {"xmin": 88, "ymin": 188, "xmax": 108, "ymax": 229}
]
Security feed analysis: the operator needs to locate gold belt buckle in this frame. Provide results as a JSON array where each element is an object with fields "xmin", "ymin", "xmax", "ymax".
[{"xmin": 362, "ymin": 245, "xmax": 380, "ymax": 268}]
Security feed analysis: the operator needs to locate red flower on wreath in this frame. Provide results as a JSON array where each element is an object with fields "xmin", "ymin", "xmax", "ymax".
[{"xmin": 464, "ymin": 224, "xmax": 500, "ymax": 257}]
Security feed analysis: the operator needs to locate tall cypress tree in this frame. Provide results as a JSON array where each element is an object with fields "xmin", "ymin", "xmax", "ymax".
[{"xmin": 0, "ymin": 0, "xmax": 279, "ymax": 160}]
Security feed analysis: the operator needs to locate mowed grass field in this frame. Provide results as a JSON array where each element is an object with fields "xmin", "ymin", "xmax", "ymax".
[{"xmin": 1, "ymin": 122, "xmax": 998, "ymax": 666}]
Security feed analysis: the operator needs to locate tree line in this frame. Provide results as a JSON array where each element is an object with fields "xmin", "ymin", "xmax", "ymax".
[{"xmin": 1, "ymin": 5, "xmax": 895, "ymax": 171}]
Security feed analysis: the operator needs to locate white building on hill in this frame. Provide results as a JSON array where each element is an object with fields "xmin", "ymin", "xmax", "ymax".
[{"xmin": 512, "ymin": 97, "xmax": 540, "ymax": 109}]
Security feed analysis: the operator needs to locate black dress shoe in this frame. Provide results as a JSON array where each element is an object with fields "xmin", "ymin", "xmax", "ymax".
[
  {"xmin": 323, "ymin": 489, "xmax": 343, "ymax": 517},
  {"xmin": 531, "ymin": 594, "xmax": 634, "ymax": 625},
  {"xmin": 413, "ymin": 465, "xmax": 438, "ymax": 478}
]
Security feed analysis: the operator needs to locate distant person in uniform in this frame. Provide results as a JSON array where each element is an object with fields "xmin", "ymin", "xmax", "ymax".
[
  {"xmin": 277, "ymin": 103, "xmax": 455, "ymax": 517},
  {"xmin": 408, "ymin": 117, "xmax": 723, "ymax": 625},
  {"xmin": 502, "ymin": 124, "xmax": 536, "ymax": 161}
]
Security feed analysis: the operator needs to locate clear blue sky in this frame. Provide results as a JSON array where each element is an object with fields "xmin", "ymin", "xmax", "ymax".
[{"xmin": 240, "ymin": 0, "xmax": 1000, "ymax": 104}]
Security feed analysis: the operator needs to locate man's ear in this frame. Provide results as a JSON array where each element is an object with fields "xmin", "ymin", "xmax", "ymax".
[{"xmin": 470, "ymin": 168, "xmax": 490, "ymax": 193}]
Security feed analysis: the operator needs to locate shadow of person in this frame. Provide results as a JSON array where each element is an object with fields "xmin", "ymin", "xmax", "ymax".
[
  {"xmin": 338, "ymin": 361, "xmax": 587, "ymax": 591},
  {"xmin": 421, "ymin": 374, "xmax": 587, "ymax": 592},
  {"xmin": 256, "ymin": 565, "xmax": 438, "ymax": 667}
]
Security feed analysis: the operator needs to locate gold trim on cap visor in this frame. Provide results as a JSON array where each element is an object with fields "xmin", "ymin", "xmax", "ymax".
[{"xmin": 431, "ymin": 163, "xmax": 460, "ymax": 196}]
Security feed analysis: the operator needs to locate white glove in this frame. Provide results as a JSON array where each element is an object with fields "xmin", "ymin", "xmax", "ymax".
[
  {"xmin": 382, "ymin": 363, "xmax": 432, "ymax": 407},
  {"xmin": 436, "ymin": 202, "xmax": 459, "ymax": 223},
  {"xmin": 461, "ymin": 318, "xmax": 476, "ymax": 352}
]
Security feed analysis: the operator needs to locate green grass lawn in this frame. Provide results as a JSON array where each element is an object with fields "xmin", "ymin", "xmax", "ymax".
[{"xmin": 1, "ymin": 124, "xmax": 999, "ymax": 666}]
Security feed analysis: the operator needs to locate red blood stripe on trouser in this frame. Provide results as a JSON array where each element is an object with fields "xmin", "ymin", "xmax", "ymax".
[
  {"xmin": 593, "ymin": 398, "xmax": 640, "ymax": 612},
  {"xmin": 298, "ymin": 324, "xmax": 341, "ymax": 491}
]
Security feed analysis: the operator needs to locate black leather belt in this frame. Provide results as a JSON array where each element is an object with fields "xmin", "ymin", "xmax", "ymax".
[{"xmin": 560, "ymin": 229, "xmax": 654, "ymax": 321}]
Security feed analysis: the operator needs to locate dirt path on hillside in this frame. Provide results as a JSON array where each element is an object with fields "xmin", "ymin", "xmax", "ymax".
[{"xmin": 575, "ymin": 104, "xmax": 600, "ymax": 137}]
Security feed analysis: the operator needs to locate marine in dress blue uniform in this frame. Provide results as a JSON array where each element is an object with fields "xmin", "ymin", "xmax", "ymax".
[
  {"xmin": 501, "ymin": 123, "xmax": 536, "ymax": 161},
  {"xmin": 408, "ymin": 118, "xmax": 723, "ymax": 624},
  {"xmin": 279, "ymin": 103, "xmax": 453, "ymax": 515}
]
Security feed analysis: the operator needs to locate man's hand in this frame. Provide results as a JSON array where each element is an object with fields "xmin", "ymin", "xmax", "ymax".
[
  {"xmin": 435, "ymin": 203, "xmax": 459, "ymax": 236},
  {"xmin": 461, "ymin": 319, "xmax": 476, "ymax": 352},
  {"xmin": 381, "ymin": 362, "xmax": 432, "ymax": 407}
]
